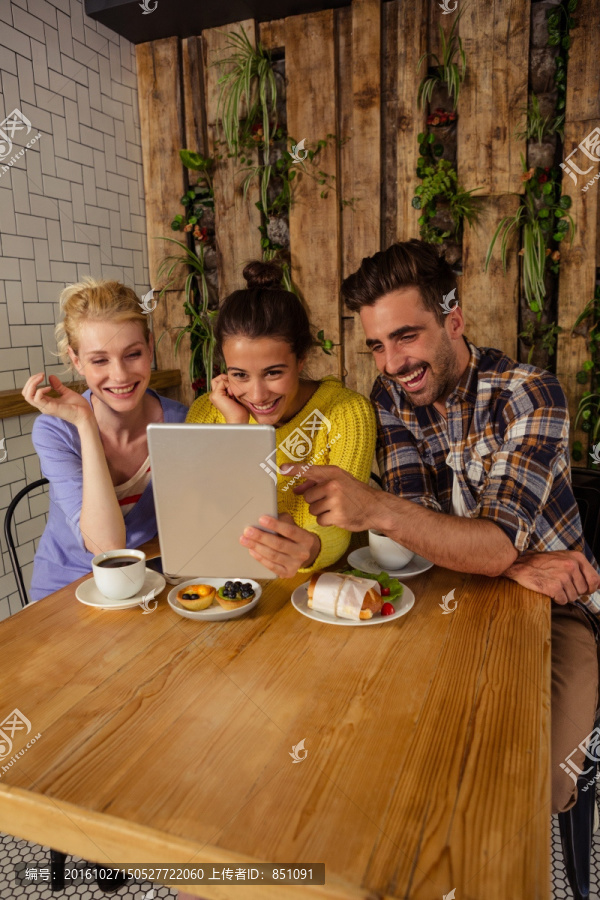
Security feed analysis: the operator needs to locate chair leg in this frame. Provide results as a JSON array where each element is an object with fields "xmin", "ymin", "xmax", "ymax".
[
  {"xmin": 50, "ymin": 849, "xmax": 66, "ymax": 891},
  {"xmin": 558, "ymin": 769, "xmax": 597, "ymax": 900}
]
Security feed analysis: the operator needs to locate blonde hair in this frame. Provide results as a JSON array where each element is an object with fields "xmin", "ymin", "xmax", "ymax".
[{"xmin": 54, "ymin": 277, "xmax": 151, "ymax": 374}]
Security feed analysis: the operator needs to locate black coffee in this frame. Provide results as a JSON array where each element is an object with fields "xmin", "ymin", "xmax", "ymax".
[{"xmin": 97, "ymin": 557, "xmax": 139, "ymax": 568}]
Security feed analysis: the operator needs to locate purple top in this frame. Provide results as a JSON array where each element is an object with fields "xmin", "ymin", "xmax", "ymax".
[{"xmin": 29, "ymin": 388, "xmax": 188, "ymax": 602}]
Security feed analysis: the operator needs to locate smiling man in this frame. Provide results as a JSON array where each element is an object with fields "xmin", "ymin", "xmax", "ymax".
[{"xmin": 284, "ymin": 239, "xmax": 600, "ymax": 814}]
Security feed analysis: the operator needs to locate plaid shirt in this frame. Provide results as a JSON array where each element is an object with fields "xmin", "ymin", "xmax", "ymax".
[{"xmin": 371, "ymin": 336, "xmax": 600, "ymax": 617}]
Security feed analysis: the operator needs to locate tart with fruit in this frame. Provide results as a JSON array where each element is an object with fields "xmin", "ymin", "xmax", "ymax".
[
  {"xmin": 216, "ymin": 580, "xmax": 256, "ymax": 611},
  {"xmin": 176, "ymin": 584, "xmax": 216, "ymax": 610}
]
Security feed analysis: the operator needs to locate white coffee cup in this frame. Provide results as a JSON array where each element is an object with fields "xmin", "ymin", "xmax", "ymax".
[
  {"xmin": 368, "ymin": 530, "xmax": 414, "ymax": 570},
  {"xmin": 92, "ymin": 549, "xmax": 146, "ymax": 600}
]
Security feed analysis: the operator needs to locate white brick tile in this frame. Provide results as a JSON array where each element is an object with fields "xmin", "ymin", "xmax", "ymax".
[
  {"xmin": 106, "ymin": 172, "xmax": 128, "ymax": 195},
  {"xmin": 1, "ymin": 71, "xmax": 21, "ymax": 118},
  {"xmin": 67, "ymin": 139, "xmax": 88, "ymax": 164},
  {"xmin": 75, "ymin": 83, "xmax": 91, "ymax": 127},
  {"xmin": 42, "ymin": 174, "xmax": 71, "ymax": 201},
  {"xmin": 24, "ymin": 452, "xmax": 41, "ymax": 483},
  {"xmin": 41, "ymin": 323, "xmax": 58, "ymax": 362},
  {"xmin": 33, "ymin": 239, "xmax": 52, "ymax": 281},
  {"xmin": 108, "ymin": 208, "xmax": 121, "ymax": 246},
  {"xmin": 29, "ymin": 492, "xmax": 49, "ymax": 517},
  {"xmin": 15, "ymin": 214, "xmax": 47, "ymax": 239},
  {"xmin": 27, "ymin": 0, "xmax": 58, "ymax": 29},
  {"xmin": 51, "ymin": 114, "xmax": 68, "ymax": 163},
  {"xmin": 108, "ymin": 39, "xmax": 121, "ymax": 82},
  {"xmin": 25, "ymin": 142, "xmax": 44, "ymax": 192},
  {"xmin": 120, "ymin": 67, "xmax": 136, "ymax": 90},
  {"xmin": 47, "ymin": 223, "xmax": 64, "ymax": 261},
  {"xmin": 0, "ymin": 371, "xmax": 15, "ymax": 390},
  {"xmin": 132, "ymin": 250, "xmax": 145, "ymax": 286},
  {"xmin": 69, "ymin": 0, "xmax": 85, "ymax": 43},
  {"xmin": 43, "ymin": 23, "xmax": 61, "ymax": 73},
  {"xmin": 29, "ymin": 38, "xmax": 49, "ymax": 90},
  {"xmin": 121, "ymin": 230, "xmax": 142, "ymax": 252},
  {"xmin": 111, "ymin": 82, "xmax": 132, "ymax": 106},
  {"xmin": 0, "ymin": 305, "xmax": 10, "ymax": 348},
  {"xmin": 72, "ymin": 222, "xmax": 99, "ymax": 243},
  {"xmin": 129, "ymin": 181, "xmax": 140, "ymax": 216},
  {"xmin": 79, "ymin": 123, "xmax": 102, "ymax": 147},
  {"xmin": 0, "ymin": 2, "xmax": 12, "ymax": 25},
  {"xmin": 12, "ymin": 0, "xmax": 27, "ymax": 11},
  {"xmin": 112, "ymin": 248, "xmax": 133, "ymax": 267},
  {"xmin": 61, "ymin": 53, "xmax": 88, "ymax": 86},
  {"xmin": 97, "ymin": 53, "xmax": 110, "ymax": 89},
  {"xmin": 56, "ymin": 157, "xmax": 82, "ymax": 182},
  {"xmin": 16, "ymin": 514, "xmax": 46, "ymax": 544},
  {"xmin": 2, "ymin": 235, "xmax": 34, "ymax": 258},
  {"xmin": 33, "ymin": 195, "xmax": 60, "ymax": 219},
  {"xmin": 82, "ymin": 164, "xmax": 96, "ymax": 204},
  {"xmin": 25, "ymin": 302, "xmax": 55, "ymax": 325},
  {"xmin": 103, "ymin": 132, "xmax": 116, "ymax": 172},
  {"xmin": 84, "ymin": 25, "xmax": 109, "ymax": 57},
  {"xmin": 85, "ymin": 205, "xmax": 109, "ymax": 227},
  {"xmin": 20, "ymin": 103, "xmax": 52, "ymax": 134},
  {"xmin": 0, "ymin": 46, "xmax": 17, "ymax": 77},
  {"xmin": 92, "ymin": 147, "xmax": 107, "ymax": 188},
  {"xmin": 113, "ymin": 117, "xmax": 125, "ymax": 152},
  {"xmin": 70, "ymin": 181, "xmax": 86, "ymax": 221},
  {"xmin": 94, "ymin": 20, "xmax": 119, "ymax": 44},
  {"xmin": 118, "ymin": 192, "xmax": 130, "ymax": 230},
  {"xmin": 0, "ymin": 348, "xmax": 29, "ymax": 371},
  {"xmin": 90, "ymin": 109, "xmax": 114, "ymax": 135},
  {"xmin": 58, "ymin": 199, "xmax": 75, "ymax": 241},
  {"xmin": 123, "ymin": 106, "xmax": 136, "ymax": 143},
  {"xmin": 37, "ymin": 281, "xmax": 64, "ymax": 302},
  {"xmin": 48, "ymin": 68, "xmax": 77, "ymax": 101},
  {"xmin": 50, "ymin": 260, "xmax": 78, "ymax": 281},
  {"xmin": 10, "ymin": 324, "xmax": 42, "ymax": 347},
  {"xmin": 12, "ymin": 6, "xmax": 46, "ymax": 43},
  {"xmin": 0, "ymin": 25, "xmax": 31, "ymax": 58},
  {"xmin": 87, "ymin": 68, "xmax": 101, "ymax": 111},
  {"xmin": 87, "ymin": 243, "xmax": 102, "ymax": 274},
  {"xmin": 116, "ymin": 155, "xmax": 137, "ymax": 181},
  {"xmin": 72, "ymin": 37, "xmax": 97, "ymax": 71},
  {"xmin": 20, "ymin": 258, "xmax": 39, "ymax": 304},
  {"xmin": 16, "ymin": 55, "xmax": 36, "ymax": 106},
  {"xmin": 56, "ymin": 10, "xmax": 74, "ymax": 57},
  {"xmin": 12, "ymin": 369, "xmax": 29, "ymax": 387},
  {"xmin": 35, "ymin": 86, "xmax": 64, "ymax": 117},
  {"xmin": 62, "ymin": 241, "xmax": 89, "ymax": 263},
  {"xmin": 46, "ymin": 0, "xmax": 70, "ymax": 13},
  {"xmin": 0, "ymin": 257, "xmax": 21, "ymax": 279},
  {"xmin": 101, "ymin": 93, "xmax": 122, "ymax": 121},
  {"xmin": 0, "ymin": 186, "xmax": 16, "ymax": 233},
  {"xmin": 124, "ymin": 141, "xmax": 141, "ymax": 165},
  {"xmin": 40, "ymin": 133, "xmax": 57, "ymax": 177}
]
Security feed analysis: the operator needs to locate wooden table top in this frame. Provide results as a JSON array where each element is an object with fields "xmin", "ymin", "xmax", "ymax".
[{"xmin": 0, "ymin": 537, "xmax": 550, "ymax": 899}]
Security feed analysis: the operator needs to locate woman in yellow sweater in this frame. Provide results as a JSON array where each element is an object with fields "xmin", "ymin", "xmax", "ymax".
[{"xmin": 186, "ymin": 259, "xmax": 377, "ymax": 579}]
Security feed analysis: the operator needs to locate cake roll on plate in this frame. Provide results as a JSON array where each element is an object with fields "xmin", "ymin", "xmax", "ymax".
[{"xmin": 307, "ymin": 572, "xmax": 383, "ymax": 620}]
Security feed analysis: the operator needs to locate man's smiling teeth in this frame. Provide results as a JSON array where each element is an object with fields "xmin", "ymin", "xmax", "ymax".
[
  {"xmin": 397, "ymin": 366, "xmax": 425, "ymax": 384},
  {"xmin": 107, "ymin": 384, "xmax": 136, "ymax": 394}
]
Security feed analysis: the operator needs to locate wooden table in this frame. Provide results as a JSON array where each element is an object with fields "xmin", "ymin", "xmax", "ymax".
[{"xmin": 0, "ymin": 537, "xmax": 550, "ymax": 899}]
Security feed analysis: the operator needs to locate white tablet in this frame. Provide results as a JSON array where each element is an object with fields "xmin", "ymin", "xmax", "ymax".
[{"xmin": 147, "ymin": 423, "xmax": 279, "ymax": 580}]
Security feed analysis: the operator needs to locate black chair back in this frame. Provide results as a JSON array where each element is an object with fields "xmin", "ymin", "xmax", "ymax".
[{"xmin": 3, "ymin": 478, "xmax": 49, "ymax": 608}]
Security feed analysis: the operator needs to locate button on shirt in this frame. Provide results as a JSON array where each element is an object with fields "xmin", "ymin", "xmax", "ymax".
[{"xmin": 371, "ymin": 336, "xmax": 600, "ymax": 616}]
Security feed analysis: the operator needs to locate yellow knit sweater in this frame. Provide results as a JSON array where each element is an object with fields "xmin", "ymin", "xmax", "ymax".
[{"xmin": 186, "ymin": 376, "xmax": 377, "ymax": 572}]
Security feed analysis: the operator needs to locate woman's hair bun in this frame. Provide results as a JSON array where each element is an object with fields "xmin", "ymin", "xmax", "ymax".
[{"xmin": 242, "ymin": 259, "xmax": 284, "ymax": 290}]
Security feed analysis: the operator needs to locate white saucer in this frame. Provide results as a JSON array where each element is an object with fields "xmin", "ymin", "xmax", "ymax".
[
  {"xmin": 347, "ymin": 546, "xmax": 433, "ymax": 578},
  {"xmin": 291, "ymin": 580, "xmax": 415, "ymax": 626},
  {"xmin": 76, "ymin": 569, "xmax": 166, "ymax": 610},
  {"xmin": 168, "ymin": 577, "xmax": 262, "ymax": 621}
]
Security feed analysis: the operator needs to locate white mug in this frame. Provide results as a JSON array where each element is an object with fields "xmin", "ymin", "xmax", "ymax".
[
  {"xmin": 368, "ymin": 530, "xmax": 414, "ymax": 570},
  {"xmin": 92, "ymin": 549, "xmax": 146, "ymax": 600}
]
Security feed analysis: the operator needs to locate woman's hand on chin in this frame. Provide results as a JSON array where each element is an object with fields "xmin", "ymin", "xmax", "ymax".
[
  {"xmin": 22, "ymin": 373, "xmax": 94, "ymax": 427},
  {"xmin": 239, "ymin": 512, "xmax": 320, "ymax": 578},
  {"xmin": 209, "ymin": 374, "xmax": 249, "ymax": 424}
]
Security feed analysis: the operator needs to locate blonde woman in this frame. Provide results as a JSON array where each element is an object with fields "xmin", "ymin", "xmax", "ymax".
[{"xmin": 23, "ymin": 277, "xmax": 187, "ymax": 601}]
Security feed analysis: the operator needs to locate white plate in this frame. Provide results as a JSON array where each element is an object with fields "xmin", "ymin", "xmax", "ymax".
[
  {"xmin": 347, "ymin": 546, "xmax": 433, "ymax": 578},
  {"xmin": 76, "ymin": 569, "xmax": 166, "ymax": 610},
  {"xmin": 167, "ymin": 577, "xmax": 262, "ymax": 621},
  {"xmin": 291, "ymin": 579, "xmax": 415, "ymax": 626}
]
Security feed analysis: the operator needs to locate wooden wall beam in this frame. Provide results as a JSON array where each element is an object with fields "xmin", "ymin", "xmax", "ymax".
[
  {"xmin": 556, "ymin": 0, "xmax": 600, "ymax": 457},
  {"xmin": 203, "ymin": 21, "xmax": 263, "ymax": 301}
]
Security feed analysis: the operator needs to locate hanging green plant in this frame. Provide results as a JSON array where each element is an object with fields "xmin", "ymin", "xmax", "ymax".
[
  {"xmin": 485, "ymin": 155, "xmax": 574, "ymax": 315},
  {"xmin": 572, "ymin": 287, "xmax": 600, "ymax": 461},
  {"xmin": 514, "ymin": 94, "xmax": 558, "ymax": 145},
  {"xmin": 547, "ymin": 0, "xmax": 579, "ymax": 139},
  {"xmin": 171, "ymin": 150, "xmax": 215, "ymax": 238},
  {"xmin": 417, "ymin": 13, "xmax": 466, "ymax": 112}
]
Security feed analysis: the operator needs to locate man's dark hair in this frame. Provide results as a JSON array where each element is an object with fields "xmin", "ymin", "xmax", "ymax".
[{"xmin": 341, "ymin": 239, "xmax": 458, "ymax": 327}]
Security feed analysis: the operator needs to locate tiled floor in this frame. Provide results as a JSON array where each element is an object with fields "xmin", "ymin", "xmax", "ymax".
[{"xmin": 1, "ymin": 812, "xmax": 599, "ymax": 898}]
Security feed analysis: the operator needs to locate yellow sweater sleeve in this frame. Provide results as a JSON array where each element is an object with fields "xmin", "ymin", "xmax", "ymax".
[
  {"xmin": 185, "ymin": 393, "xmax": 224, "ymax": 424},
  {"xmin": 288, "ymin": 391, "xmax": 377, "ymax": 573}
]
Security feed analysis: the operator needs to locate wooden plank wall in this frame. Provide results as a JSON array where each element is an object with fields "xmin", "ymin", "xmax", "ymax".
[{"xmin": 136, "ymin": 0, "xmax": 600, "ymax": 451}]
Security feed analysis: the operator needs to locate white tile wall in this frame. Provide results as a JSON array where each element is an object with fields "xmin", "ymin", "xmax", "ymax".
[{"xmin": 0, "ymin": 0, "xmax": 149, "ymax": 619}]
